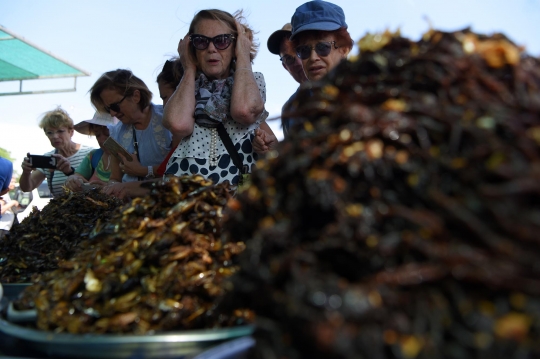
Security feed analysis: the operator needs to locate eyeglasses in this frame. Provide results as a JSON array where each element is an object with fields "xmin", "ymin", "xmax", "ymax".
[
  {"xmin": 45, "ymin": 128, "xmax": 68, "ymax": 137},
  {"xmin": 295, "ymin": 41, "xmax": 338, "ymax": 60},
  {"xmin": 104, "ymin": 94, "xmax": 127, "ymax": 114},
  {"xmin": 189, "ymin": 34, "xmax": 236, "ymax": 50},
  {"xmin": 280, "ymin": 54, "xmax": 296, "ymax": 66},
  {"xmin": 103, "ymin": 70, "xmax": 133, "ymax": 113}
]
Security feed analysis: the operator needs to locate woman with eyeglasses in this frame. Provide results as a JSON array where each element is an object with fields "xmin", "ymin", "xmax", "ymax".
[
  {"xmin": 290, "ymin": 1, "xmax": 353, "ymax": 82},
  {"xmin": 89, "ymin": 69, "xmax": 172, "ymax": 185},
  {"xmin": 162, "ymin": 9, "xmax": 276, "ymax": 186},
  {"xmin": 106, "ymin": 59, "xmax": 190, "ymax": 199},
  {"xmin": 19, "ymin": 107, "xmax": 93, "ymax": 198},
  {"xmin": 267, "ymin": 22, "xmax": 308, "ymax": 139}
]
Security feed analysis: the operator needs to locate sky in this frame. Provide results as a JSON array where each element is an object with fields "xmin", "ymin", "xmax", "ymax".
[{"xmin": 1, "ymin": 0, "xmax": 539, "ymax": 175}]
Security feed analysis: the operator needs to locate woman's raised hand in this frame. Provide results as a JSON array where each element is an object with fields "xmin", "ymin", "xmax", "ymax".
[
  {"xmin": 178, "ymin": 33, "xmax": 197, "ymax": 73},
  {"xmin": 234, "ymin": 21, "xmax": 252, "ymax": 65}
]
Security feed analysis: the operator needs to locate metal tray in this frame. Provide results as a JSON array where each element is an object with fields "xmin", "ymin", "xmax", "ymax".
[
  {"xmin": 192, "ymin": 336, "xmax": 254, "ymax": 359},
  {"xmin": 0, "ymin": 316, "xmax": 253, "ymax": 359},
  {"xmin": 0, "ymin": 283, "xmax": 32, "ymax": 300}
]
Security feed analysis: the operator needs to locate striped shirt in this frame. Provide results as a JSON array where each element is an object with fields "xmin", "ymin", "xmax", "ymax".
[{"xmin": 37, "ymin": 145, "xmax": 94, "ymax": 197}]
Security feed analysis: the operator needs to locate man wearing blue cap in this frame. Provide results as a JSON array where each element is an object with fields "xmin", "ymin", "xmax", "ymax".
[
  {"xmin": 290, "ymin": 0, "xmax": 353, "ymax": 81},
  {"xmin": 267, "ymin": 23, "xmax": 308, "ymax": 139}
]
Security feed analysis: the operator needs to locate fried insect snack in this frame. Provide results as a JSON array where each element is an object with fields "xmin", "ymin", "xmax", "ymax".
[
  {"xmin": 0, "ymin": 190, "xmax": 123, "ymax": 283},
  {"xmin": 15, "ymin": 176, "xmax": 252, "ymax": 334},
  {"xmin": 221, "ymin": 28, "xmax": 540, "ymax": 359}
]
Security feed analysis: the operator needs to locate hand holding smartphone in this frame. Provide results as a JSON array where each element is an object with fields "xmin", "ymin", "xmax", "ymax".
[
  {"xmin": 28, "ymin": 155, "xmax": 57, "ymax": 169},
  {"xmin": 102, "ymin": 137, "xmax": 133, "ymax": 164}
]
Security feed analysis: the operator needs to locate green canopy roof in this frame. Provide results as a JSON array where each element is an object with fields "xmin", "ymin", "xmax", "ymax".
[{"xmin": 0, "ymin": 25, "xmax": 90, "ymax": 96}]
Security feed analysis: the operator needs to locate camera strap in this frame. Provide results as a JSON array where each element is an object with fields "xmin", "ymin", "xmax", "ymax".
[
  {"xmin": 132, "ymin": 126, "xmax": 144, "ymax": 181},
  {"xmin": 47, "ymin": 149, "xmax": 59, "ymax": 195}
]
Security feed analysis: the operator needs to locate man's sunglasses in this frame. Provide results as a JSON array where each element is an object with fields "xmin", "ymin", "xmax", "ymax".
[
  {"xmin": 189, "ymin": 34, "xmax": 236, "ymax": 50},
  {"xmin": 295, "ymin": 41, "xmax": 338, "ymax": 60},
  {"xmin": 104, "ymin": 94, "xmax": 127, "ymax": 114},
  {"xmin": 280, "ymin": 54, "xmax": 296, "ymax": 66}
]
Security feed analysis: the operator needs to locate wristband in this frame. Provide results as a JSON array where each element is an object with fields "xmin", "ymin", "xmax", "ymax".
[
  {"xmin": 145, "ymin": 165, "xmax": 155, "ymax": 179},
  {"xmin": 66, "ymin": 167, "xmax": 75, "ymax": 176}
]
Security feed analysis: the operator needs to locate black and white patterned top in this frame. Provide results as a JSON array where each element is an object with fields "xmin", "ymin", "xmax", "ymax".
[{"xmin": 165, "ymin": 72, "xmax": 268, "ymax": 185}]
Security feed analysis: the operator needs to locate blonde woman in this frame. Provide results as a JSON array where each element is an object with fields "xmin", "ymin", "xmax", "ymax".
[{"xmin": 20, "ymin": 107, "xmax": 93, "ymax": 198}]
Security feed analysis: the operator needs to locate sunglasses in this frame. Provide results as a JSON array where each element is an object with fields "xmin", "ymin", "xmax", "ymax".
[
  {"xmin": 296, "ymin": 41, "xmax": 338, "ymax": 60},
  {"xmin": 189, "ymin": 34, "xmax": 236, "ymax": 50},
  {"xmin": 280, "ymin": 54, "xmax": 296, "ymax": 66},
  {"xmin": 104, "ymin": 94, "xmax": 127, "ymax": 114}
]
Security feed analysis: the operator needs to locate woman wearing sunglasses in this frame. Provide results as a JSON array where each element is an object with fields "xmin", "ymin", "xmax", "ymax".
[
  {"xmin": 290, "ymin": 1, "xmax": 353, "ymax": 82},
  {"xmin": 162, "ymin": 9, "xmax": 276, "ymax": 186},
  {"xmin": 89, "ymin": 69, "xmax": 172, "ymax": 185}
]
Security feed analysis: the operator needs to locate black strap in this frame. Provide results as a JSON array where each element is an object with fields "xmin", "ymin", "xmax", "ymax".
[
  {"xmin": 131, "ymin": 126, "xmax": 144, "ymax": 181},
  {"xmin": 216, "ymin": 123, "xmax": 248, "ymax": 175},
  {"xmin": 47, "ymin": 149, "xmax": 59, "ymax": 195}
]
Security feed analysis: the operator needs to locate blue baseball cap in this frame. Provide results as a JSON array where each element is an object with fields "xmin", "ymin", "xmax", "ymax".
[{"xmin": 290, "ymin": 1, "xmax": 347, "ymax": 39}]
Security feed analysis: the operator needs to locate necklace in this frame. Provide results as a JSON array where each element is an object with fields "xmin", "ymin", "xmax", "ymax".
[
  {"xmin": 103, "ymin": 153, "xmax": 111, "ymax": 171},
  {"xmin": 209, "ymin": 128, "xmax": 218, "ymax": 167}
]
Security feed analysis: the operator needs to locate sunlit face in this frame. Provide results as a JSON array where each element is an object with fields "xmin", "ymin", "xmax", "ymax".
[
  {"xmin": 93, "ymin": 126, "xmax": 110, "ymax": 148},
  {"xmin": 44, "ymin": 127, "xmax": 73, "ymax": 149},
  {"xmin": 280, "ymin": 38, "xmax": 308, "ymax": 84},
  {"xmin": 193, "ymin": 19, "xmax": 235, "ymax": 80},
  {"xmin": 158, "ymin": 81, "xmax": 175, "ymax": 106},
  {"xmin": 296, "ymin": 33, "xmax": 348, "ymax": 81},
  {"xmin": 100, "ymin": 88, "xmax": 137, "ymax": 124}
]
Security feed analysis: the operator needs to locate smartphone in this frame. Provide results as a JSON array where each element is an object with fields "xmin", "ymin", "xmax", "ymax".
[
  {"xmin": 102, "ymin": 137, "xmax": 133, "ymax": 163},
  {"xmin": 28, "ymin": 155, "xmax": 56, "ymax": 169}
]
